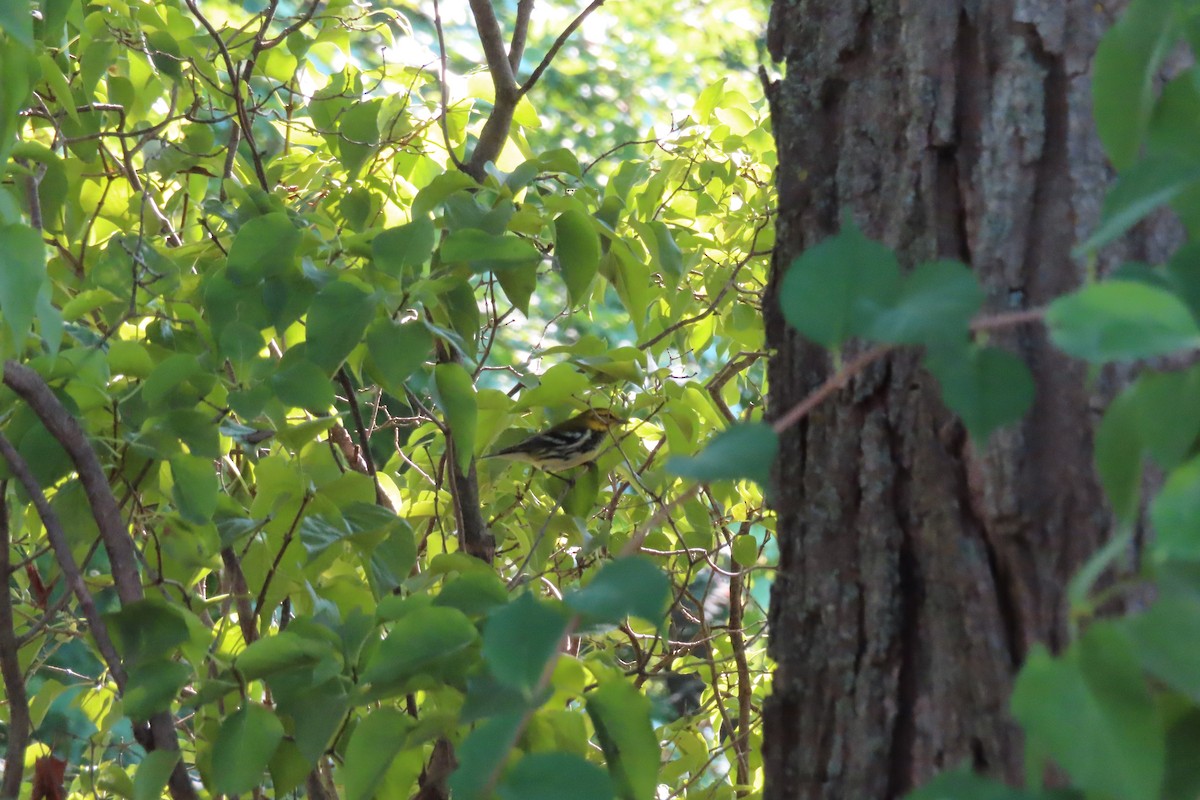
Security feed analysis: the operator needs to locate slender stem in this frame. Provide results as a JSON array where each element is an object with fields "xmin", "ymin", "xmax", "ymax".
[{"xmin": 0, "ymin": 485, "xmax": 31, "ymax": 800}]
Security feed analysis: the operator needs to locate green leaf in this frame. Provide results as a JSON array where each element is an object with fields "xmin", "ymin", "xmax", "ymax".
[
  {"xmin": 170, "ymin": 453, "xmax": 218, "ymax": 524},
  {"xmin": 211, "ymin": 703, "xmax": 286, "ymax": 795},
  {"xmin": 499, "ymin": 753, "xmax": 615, "ymax": 800},
  {"xmin": 434, "ymin": 572, "xmax": 511, "ymax": 618},
  {"xmin": 441, "ymin": 229, "xmax": 541, "ymax": 272},
  {"xmin": 495, "ymin": 262, "xmax": 537, "ymax": 316},
  {"xmin": 227, "ymin": 213, "xmax": 300, "ymax": 284},
  {"xmin": 343, "ymin": 706, "xmax": 411, "ymax": 800},
  {"xmin": 123, "ymin": 660, "xmax": 192, "ymax": 721},
  {"xmin": 665, "ymin": 421, "xmax": 778, "ymax": 487},
  {"xmin": 554, "ymin": 210, "xmax": 601, "ymax": 305},
  {"xmin": 482, "ymin": 593, "xmax": 569, "ymax": 694},
  {"xmin": 373, "ymin": 218, "xmax": 436, "ymax": 278},
  {"xmin": 234, "ymin": 632, "xmax": 332, "ymax": 681},
  {"xmin": 145, "ymin": 30, "xmax": 182, "ymax": 80},
  {"xmin": 306, "ymin": 280, "xmax": 375, "ymax": 373},
  {"xmin": 1047, "ymin": 280, "xmax": 1200, "ymax": 362},
  {"xmin": 1127, "ymin": 592, "xmax": 1200, "ymax": 699},
  {"xmin": 868, "ymin": 259, "xmax": 983, "ymax": 346},
  {"xmin": 1011, "ymin": 626, "xmax": 1164, "ymax": 800},
  {"xmin": 565, "ymin": 557, "xmax": 669, "ymax": 626},
  {"xmin": 270, "ymin": 355, "xmax": 334, "ymax": 411},
  {"xmin": 778, "ymin": 222, "xmax": 902, "ymax": 349},
  {"xmin": 0, "ymin": 223, "xmax": 46, "ymax": 346},
  {"xmin": 1092, "ymin": 0, "xmax": 1179, "ymax": 169},
  {"xmin": 105, "ymin": 598, "xmax": 191, "ymax": 666},
  {"xmin": 449, "ymin": 712, "xmax": 524, "ymax": 800},
  {"xmin": 1151, "ymin": 455, "xmax": 1200, "ymax": 562},
  {"xmin": 360, "ymin": 605, "xmax": 479, "ymax": 693},
  {"xmin": 133, "ymin": 751, "xmax": 180, "ymax": 800},
  {"xmin": 585, "ymin": 681, "xmax": 659, "ymax": 800},
  {"xmin": 1094, "ymin": 390, "xmax": 1143, "ymax": 522},
  {"xmin": 365, "ymin": 318, "xmax": 432, "ymax": 396},
  {"xmin": 906, "ymin": 768, "xmax": 1053, "ymax": 799},
  {"xmin": 0, "ymin": 1, "xmax": 34, "ymax": 49},
  {"xmin": 1079, "ymin": 157, "xmax": 1200, "ymax": 253},
  {"xmin": 925, "ymin": 344, "xmax": 1034, "ymax": 440},
  {"xmin": 435, "ymin": 362, "xmax": 478, "ymax": 474},
  {"xmin": 338, "ymin": 99, "xmax": 381, "ymax": 178}
]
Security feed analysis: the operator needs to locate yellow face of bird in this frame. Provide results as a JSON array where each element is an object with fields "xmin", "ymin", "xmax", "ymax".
[{"xmin": 581, "ymin": 408, "xmax": 624, "ymax": 430}]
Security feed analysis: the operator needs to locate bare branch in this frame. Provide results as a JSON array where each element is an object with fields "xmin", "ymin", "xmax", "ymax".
[
  {"xmin": 508, "ymin": 0, "xmax": 535, "ymax": 72},
  {"xmin": 518, "ymin": 0, "xmax": 606, "ymax": 97}
]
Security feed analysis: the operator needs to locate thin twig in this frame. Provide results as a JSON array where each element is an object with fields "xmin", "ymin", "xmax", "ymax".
[{"xmin": 518, "ymin": 0, "xmax": 607, "ymax": 97}]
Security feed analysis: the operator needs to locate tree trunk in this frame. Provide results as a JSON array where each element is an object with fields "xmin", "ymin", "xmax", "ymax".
[{"xmin": 761, "ymin": 2, "xmax": 1178, "ymax": 797}]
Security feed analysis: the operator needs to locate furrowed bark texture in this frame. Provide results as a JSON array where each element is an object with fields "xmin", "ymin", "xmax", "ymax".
[{"xmin": 761, "ymin": 2, "xmax": 1179, "ymax": 797}]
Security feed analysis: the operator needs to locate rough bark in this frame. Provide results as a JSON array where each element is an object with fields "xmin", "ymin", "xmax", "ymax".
[{"xmin": 761, "ymin": 1, "xmax": 1178, "ymax": 797}]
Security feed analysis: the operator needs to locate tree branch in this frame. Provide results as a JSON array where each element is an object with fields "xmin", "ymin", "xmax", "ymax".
[
  {"xmin": 508, "ymin": 0, "xmax": 535, "ymax": 72},
  {"xmin": 462, "ymin": 0, "xmax": 521, "ymax": 179},
  {"xmin": 518, "ymin": 0, "xmax": 606, "ymax": 97},
  {"xmin": 2, "ymin": 362, "xmax": 142, "ymax": 606},
  {"xmin": 0, "ymin": 486, "xmax": 31, "ymax": 800}
]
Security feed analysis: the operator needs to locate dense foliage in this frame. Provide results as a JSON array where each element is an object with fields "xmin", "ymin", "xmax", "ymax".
[
  {"xmin": 0, "ymin": 0, "xmax": 775, "ymax": 798},
  {"xmin": 4, "ymin": 0, "xmax": 1200, "ymax": 798}
]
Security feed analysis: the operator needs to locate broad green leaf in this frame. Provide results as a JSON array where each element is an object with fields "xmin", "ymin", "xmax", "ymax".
[
  {"xmin": 270, "ymin": 355, "xmax": 335, "ymax": 411},
  {"xmin": 360, "ymin": 605, "xmax": 479, "ymax": 693},
  {"xmin": 123, "ymin": 660, "xmax": 192, "ymax": 721},
  {"xmin": 665, "ymin": 421, "xmax": 778, "ymax": 487},
  {"xmin": 906, "ymin": 768, "xmax": 1055, "ymax": 799},
  {"xmin": 434, "ymin": 572, "xmax": 511, "ymax": 618},
  {"xmin": 441, "ymin": 229, "xmax": 541, "ymax": 272},
  {"xmin": 1092, "ymin": 0, "xmax": 1179, "ymax": 169},
  {"xmin": 413, "ymin": 171, "xmax": 479, "ymax": 217},
  {"xmin": 731, "ymin": 534, "xmax": 758, "ymax": 567},
  {"xmin": 170, "ymin": 454, "xmax": 218, "ymax": 524},
  {"xmin": 365, "ymin": 317, "xmax": 432, "ymax": 395},
  {"xmin": 499, "ymin": 752, "xmax": 615, "ymax": 800},
  {"xmin": 227, "ymin": 213, "xmax": 301, "ymax": 284},
  {"xmin": 343, "ymin": 706, "xmax": 411, "ymax": 800},
  {"xmin": 234, "ymin": 631, "xmax": 332, "ymax": 680},
  {"xmin": 565, "ymin": 557, "xmax": 670, "ymax": 626},
  {"xmin": 1150, "ymin": 455, "xmax": 1200, "ymax": 562},
  {"xmin": 778, "ymin": 222, "xmax": 902, "ymax": 349},
  {"xmin": 496, "ymin": 262, "xmax": 537, "ymax": 315},
  {"xmin": 1011, "ymin": 625, "xmax": 1164, "ymax": 800},
  {"xmin": 1094, "ymin": 391, "xmax": 1143, "ymax": 522},
  {"xmin": 338, "ymin": 98, "xmax": 382, "ymax": 178},
  {"xmin": 0, "ymin": 1, "xmax": 34, "ymax": 49},
  {"xmin": 133, "ymin": 751, "xmax": 180, "ymax": 800},
  {"xmin": 868, "ymin": 259, "xmax": 983, "ymax": 346},
  {"xmin": 1047, "ymin": 281, "xmax": 1200, "ymax": 362},
  {"xmin": 1127, "ymin": 592, "xmax": 1200, "ymax": 699},
  {"xmin": 106, "ymin": 598, "xmax": 192, "ymax": 667},
  {"xmin": 435, "ymin": 362, "xmax": 478, "ymax": 474},
  {"xmin": 449, "ymin": 712, "xmax": 524, "ymax": 800},
  {"xmin": 1079, "ymin": 157, "xmax": 1200, "ymax": 253},
  {"xmin": 373, "ymin": 218, "xmax": 436, "ymax": 277},
  {"xmin": 925, "ymin": 344, "xmax": 1034, "ymax": 440},
  {"xmin": 0, "ymin": 223, "xmax": 46, "ymax": 346},
  {"xmin": 211, "ymin": 703, "xmax": 286, "ymax": 795},
  {"xmin": 306, "ymin": 280, "xmax": 375, "ymax": 373},
  {"xmin": 482, "ymin": 593, "xmax": 569, "ymax": 694},
  {"xmin": 586, "ymin": 681, "xmax": 659, "ymax": 800},
  {"xmin": 107, "ymin": 339, "xmax": 154, "ymax": 379},
  {"xmin": 555, "ymin": 210, "xmax": 601, "ymax": 305},
  {"xmin": 1129, "ymin": 366, "xmax": 1200, "ymax": 470}
]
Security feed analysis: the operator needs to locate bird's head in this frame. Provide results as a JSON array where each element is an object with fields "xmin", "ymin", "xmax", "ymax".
[{"xmin": 579, "ymin": 408, "xmax": 625, "ymax": 430}]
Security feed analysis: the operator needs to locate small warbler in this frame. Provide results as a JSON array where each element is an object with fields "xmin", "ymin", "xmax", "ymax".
[{"xmin": 484, "ymin": 408, "xmax": 625, "ymax": 471}]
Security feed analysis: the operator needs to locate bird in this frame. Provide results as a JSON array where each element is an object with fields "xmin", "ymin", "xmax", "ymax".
[{"xmin": 483, "ymin": 408, "xmax": 625, "ymax": 471}]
